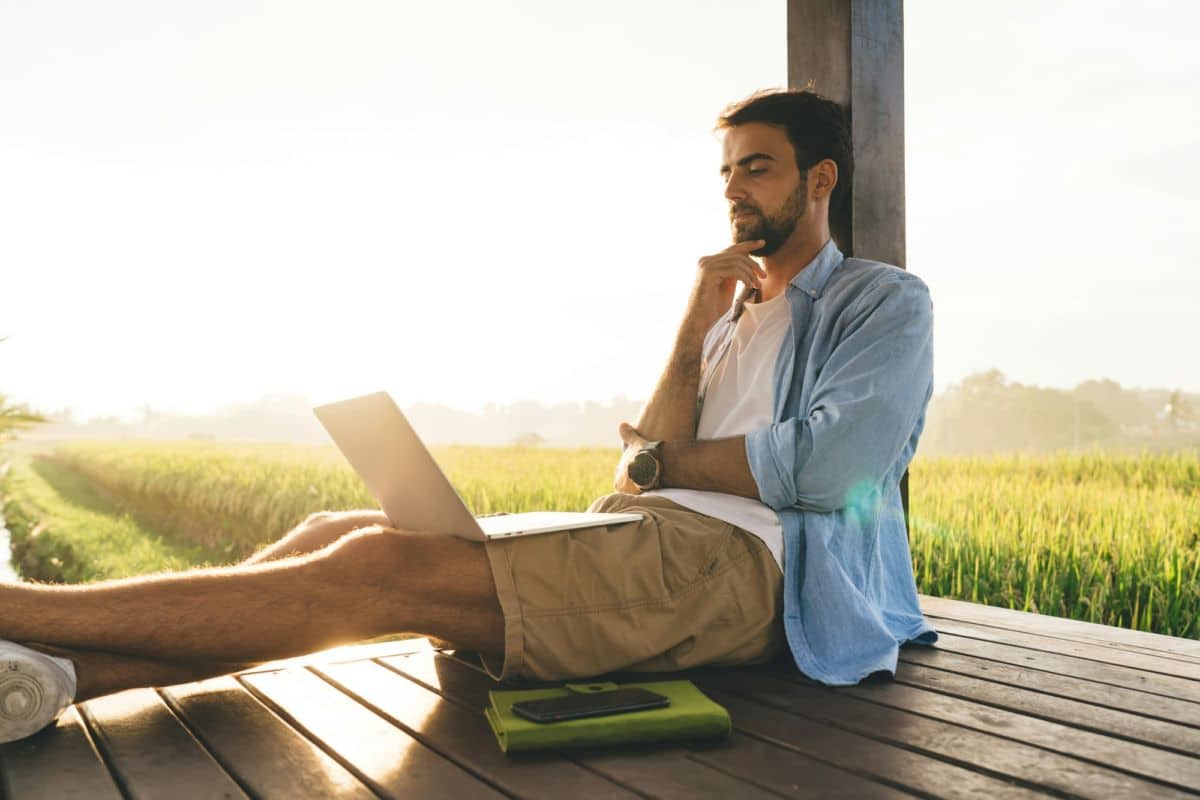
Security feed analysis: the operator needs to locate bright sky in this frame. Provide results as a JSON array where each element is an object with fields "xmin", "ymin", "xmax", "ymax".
[{"xmin": 2, "ymin": 0, "xmax": 1197, "ymax": 419}]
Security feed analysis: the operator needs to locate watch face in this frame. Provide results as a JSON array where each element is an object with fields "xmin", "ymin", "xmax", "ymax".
[{"xmin": 628, "ymin": 451, "xmax": 658, "ymax": 488}]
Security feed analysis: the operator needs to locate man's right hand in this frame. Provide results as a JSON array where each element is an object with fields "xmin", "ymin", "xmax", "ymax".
[{"xmin": 682, "ymin": 240, "xmax": 767, "ymax": 338}]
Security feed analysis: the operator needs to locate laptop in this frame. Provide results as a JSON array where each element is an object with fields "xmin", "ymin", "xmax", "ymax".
[{"xmin": 313, "ymin": 392, "xmax": 643, "ymax": 541}]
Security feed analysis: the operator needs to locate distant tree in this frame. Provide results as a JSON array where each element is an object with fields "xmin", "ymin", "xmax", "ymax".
[
  {"xmin": 1073, "ymin": 378, "xmax": 1155, "ymax": 429},
  {"xmin": 921, "ymin": 370, "xmax": 1117, "ymax": 455},
  {"xmin": 960, "ymin": 369, "xmax": 1007, "ymax": 396},
  {"xmin": 1164, "ymin": 390, "xmax": 1196, "ymax": 432},
  {"xmin": 512, "ymin": 432, "xmax": 546, "ymax": 448}
]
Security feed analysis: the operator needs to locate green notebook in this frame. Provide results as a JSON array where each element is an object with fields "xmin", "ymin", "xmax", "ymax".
[{"xmin": 484, "ymin": 680, "xmax": 731, "ymax": 754}]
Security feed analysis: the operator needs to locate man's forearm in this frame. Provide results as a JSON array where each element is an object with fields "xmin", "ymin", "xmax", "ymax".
[
  {"xmin": 634, "ymin": 324, "xmax": 707, "ymax": 443},
  {"xmin": 660, "ymin": 436, "xmax": 760, "ymax": 500}
]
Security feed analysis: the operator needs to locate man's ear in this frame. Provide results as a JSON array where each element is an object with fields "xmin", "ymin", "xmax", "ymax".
[{"xmin": 811, "ymin": 159, "xmax": 838, "ymax": 201}]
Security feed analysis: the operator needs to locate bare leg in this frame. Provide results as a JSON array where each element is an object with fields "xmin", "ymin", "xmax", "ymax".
[
  {"xmin": 2, "ymin": 525, "xmax": 503, "ymax": 665},
  {"xmin": 21, "ymin": 642, "xmax": 253, "ymax": 702},
  {"xmin": 17, "ymin": 511, "xmax": 396, "ymax": 700}
]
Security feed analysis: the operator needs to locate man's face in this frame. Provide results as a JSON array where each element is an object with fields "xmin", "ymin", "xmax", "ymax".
[{"xmin": 720, "ymin": 122, "xmax": 807, "ymax": 257}]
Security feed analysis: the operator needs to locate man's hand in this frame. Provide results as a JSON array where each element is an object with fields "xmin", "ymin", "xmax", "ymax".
[
  {"xmin": 683, "ymin": 240, "xmax": 767, "ymax": 338},
  {"xmin": 613, "ymin": 422, "xmax": 652, "ymax": 494}
]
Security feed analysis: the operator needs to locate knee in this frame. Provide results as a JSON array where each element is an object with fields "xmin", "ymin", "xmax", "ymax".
[
  {"xmin": 301, "ymin": 511, "xmax": 336, "ymax": 529},
  {"xmin": 321, "ymin": 526, "xmax": 409, "ymax": 585},
  {"xmin": 319, "ymin": 526, "xmax": 472, "ymax": 592},
  {"xmin": 301, "ymin": 510, "xmax": 388, "ymax": 534}
]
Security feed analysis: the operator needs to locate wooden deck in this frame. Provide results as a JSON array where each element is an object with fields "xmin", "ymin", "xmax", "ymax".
[{"xmin": 2, "ymin": 595, "xmax": 1197, "ymax": 798}]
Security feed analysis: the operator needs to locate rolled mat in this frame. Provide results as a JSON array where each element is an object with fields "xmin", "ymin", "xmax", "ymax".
[{"xmin": 484, "ymin": 680, "xmax": 731, "ymax": 754}]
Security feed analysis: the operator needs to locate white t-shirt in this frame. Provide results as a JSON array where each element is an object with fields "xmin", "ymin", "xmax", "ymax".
[{"xmin": 647, "ymin": 291, "xmax": 789, "ymax": 571}]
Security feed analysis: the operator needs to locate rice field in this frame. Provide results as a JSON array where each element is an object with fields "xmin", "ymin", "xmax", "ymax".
[
  {"xmin": 4, "ymin": 442, "xmax": 1198, "ymax": 638},
  {"xmin": 44, "ymin": 442, "xmax": 615, "ymax": 558},
  {"xmin": 908, "ymin": 454, "xmax": 1199, "ymax": 637},
  {"xmin": 0, "ymin": 455, "xmax": 220, "ymax": 582}
]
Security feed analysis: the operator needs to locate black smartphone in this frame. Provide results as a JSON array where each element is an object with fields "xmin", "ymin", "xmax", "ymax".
[{"xmin": 511, "ymin": 688, "xmax": 671, "ymax": 723}]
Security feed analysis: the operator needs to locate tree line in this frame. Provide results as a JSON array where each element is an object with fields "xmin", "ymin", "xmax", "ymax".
[{"xmin": 919, "ymin": 370, "xmax": 1198, "ymax": 456}]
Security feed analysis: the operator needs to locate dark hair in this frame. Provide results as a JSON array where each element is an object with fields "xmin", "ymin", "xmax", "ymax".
[{"xmin": 716, "ymin": 89, "xmax": 854, "ymax": 232}]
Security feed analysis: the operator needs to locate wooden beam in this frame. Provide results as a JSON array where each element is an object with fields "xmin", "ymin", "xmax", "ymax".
[
  {"xmin": 787, "ymin": 0, "xmax": 905, "ymax": 268},
  {"xmin": 787, "ymin": 0, "xmax": 909, "ymax": 527}
]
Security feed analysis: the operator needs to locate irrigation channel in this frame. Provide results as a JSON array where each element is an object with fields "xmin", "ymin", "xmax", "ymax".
[{"xmin": 0, "ymin": 462, "xmax": 21, "ymax": 581}]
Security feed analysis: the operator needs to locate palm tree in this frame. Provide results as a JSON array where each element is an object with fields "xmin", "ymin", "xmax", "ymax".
[
  {"xmin": 0, "ymin": 337, "xmax": 46, "ymax": 441},
  {"xmin": 1164, "ymin": 390, "xmax": 1196, "ymax": 432},
  {"xmin": 0, "ymin": 394, "xmax": 45, "ymax": 441}
]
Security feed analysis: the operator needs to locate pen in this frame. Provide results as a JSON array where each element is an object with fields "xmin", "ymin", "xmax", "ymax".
[{"xmin": 731, "ymin": 284, "xmax": 760, "ymax": 322}]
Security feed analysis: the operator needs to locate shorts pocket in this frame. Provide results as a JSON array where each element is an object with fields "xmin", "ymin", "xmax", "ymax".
[{"xmin": 652, "ymin": 510, "xmax": 738, "ymax": 596}]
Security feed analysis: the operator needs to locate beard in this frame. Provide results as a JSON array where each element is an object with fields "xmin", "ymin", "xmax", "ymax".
[{"xmin": 731, "ymin": 178, "xmax": 807, "ymax": 257}]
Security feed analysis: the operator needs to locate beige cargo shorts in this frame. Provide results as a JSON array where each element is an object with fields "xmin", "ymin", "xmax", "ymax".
[{"xmin": 482, "ymin": 492, "xmax": 785, "ymax": 682}]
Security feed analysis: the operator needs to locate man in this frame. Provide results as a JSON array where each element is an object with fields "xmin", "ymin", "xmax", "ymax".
[{"xmin": 0, "ymin": 89, "xmax": 935, "ymax": 744}]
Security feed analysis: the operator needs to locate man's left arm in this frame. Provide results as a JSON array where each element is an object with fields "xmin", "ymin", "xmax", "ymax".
[
  {"xmin": 617, "ymin": 275, "xmax": 933, "ymax": 508},
  {"xmin": 615, "ymin": 427, "xmax": 758, "ymax": 497},
  {"xmin": 746, "ymin": 276, "xmax": 933, "ymax": 512}
]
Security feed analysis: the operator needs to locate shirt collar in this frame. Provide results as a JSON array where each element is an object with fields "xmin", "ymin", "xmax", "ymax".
[{"xmin": 788, "ymin": 238, "xmax": 844, "ymax": 299}]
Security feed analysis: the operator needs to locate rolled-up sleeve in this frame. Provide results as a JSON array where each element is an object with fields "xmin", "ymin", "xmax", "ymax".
[{"xmin": 745, "ymin": 276, "xmax": 933, "ymax": 512}]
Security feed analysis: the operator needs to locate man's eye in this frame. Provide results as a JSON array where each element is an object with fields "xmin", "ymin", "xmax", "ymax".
[{"xmin": 748, "ymin": 168, "xmax": 766, "ymax": 175}]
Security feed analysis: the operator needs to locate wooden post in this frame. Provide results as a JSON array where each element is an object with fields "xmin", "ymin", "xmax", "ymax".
[{"xmin": 787, "ymin": 0, "xmax": 910, "ymax": 529}]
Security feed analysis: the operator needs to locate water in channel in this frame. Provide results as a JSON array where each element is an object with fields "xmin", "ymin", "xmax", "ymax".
[{"xmin": 0, "ymin": 462, "xmax": 21, "ymax": 581}]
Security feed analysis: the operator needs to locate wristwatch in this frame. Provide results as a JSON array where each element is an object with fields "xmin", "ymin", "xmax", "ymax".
[{"xmin": 627, "ymin": 441, "xmax": 664, "ymax": 491}]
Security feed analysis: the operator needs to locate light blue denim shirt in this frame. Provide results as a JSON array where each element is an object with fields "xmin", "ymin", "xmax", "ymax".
[{"xmin": 707, "ymin": 237, "xmax": 937, "ymax": 685}]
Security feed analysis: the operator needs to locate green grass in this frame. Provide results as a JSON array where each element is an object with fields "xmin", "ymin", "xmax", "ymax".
[{"xmin": 0, "ymin": 456, "xmax": 223, "ymax": 582}]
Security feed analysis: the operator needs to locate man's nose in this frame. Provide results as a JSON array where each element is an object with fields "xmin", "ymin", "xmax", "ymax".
[{"xmin": 724, "ymin": 174, "xmax": 747, "ymax": 202}]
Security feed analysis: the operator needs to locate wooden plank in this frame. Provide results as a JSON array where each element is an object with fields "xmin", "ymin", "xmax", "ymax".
[
  {"xmin": 241, "ymin": 666, "xmax": 506, "ymax": 799},
  {"xmin": 235, "ymin": 635, "xmax": 432, "ymax": 675},
  {"xmin": 80, "ymin": 688, "xmax": 248, "ymax": 799},
  {"xmin": 0, "ymin": 706, "xmax": 122, "ymax": 800},
  {"xmin": 921, "ymin": 595, "xmax": 1200, "ymax": 660},
  {"xmin": 316, "ymin": 658, "xmax": 638, "ymax": 799},
  {"xmin": 900, "ymin": 646, "xmax": 1200, "ymax": 727},
  {"xmin": 931, "ymin": 618, "xmax": 1200, "ymax": 682},
  {"xmin": 389, "ymin": 652, "xmax": 942, "ymax": 799},
  {"xmin": 700, "ymin": 687, "xmax": 1044, "ymax": 799},
  {"xmin": 926, "ymin": 613, "xmax": 1200, "ymax": 668},
  {"xmin": 697, "ymin": 669, "xmax": 1195, "ymax": 799},
  {"xmin": 933, "ymin": 632, "xmax": 1200, "ymax": 706},
  {"xmin": 897, "ymin": 651, "xmax": 1200, "ymax": 750},
  {"xmin": 563, "ymin": 742, "xmax": 810, "ymax": 800},
  {"xmin": 685, "ymin": 732, "xmax": 915, "ymax": 800},
  {"xmin": 843, "ymin": 670, "xmax": 1200, "ymax": 791},
  {"xmin": 162, "ymin": 676, "xmax": 375, "ymax": 799}
]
